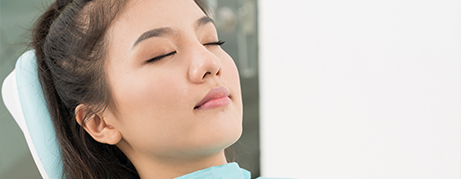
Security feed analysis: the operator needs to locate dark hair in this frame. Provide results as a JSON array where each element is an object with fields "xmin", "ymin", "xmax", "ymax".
[{"xmin": 32, "ymin": 0, "xmax": 210, "ymax": 178}]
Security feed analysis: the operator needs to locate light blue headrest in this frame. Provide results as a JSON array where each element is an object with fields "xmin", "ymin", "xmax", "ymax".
[{"xmin": 2, "ymin": 50, "xmax": 63, "ymax": 179}]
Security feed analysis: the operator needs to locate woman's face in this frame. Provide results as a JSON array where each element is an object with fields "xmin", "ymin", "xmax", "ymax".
[{"xmin": 104, "ymin": 0, "xmax": 242, "ymax": 160}]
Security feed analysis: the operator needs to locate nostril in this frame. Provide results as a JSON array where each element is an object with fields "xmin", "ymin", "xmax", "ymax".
[{"xmin": 202, "ymin": 72, "xmax": 211, "ymax": 79}]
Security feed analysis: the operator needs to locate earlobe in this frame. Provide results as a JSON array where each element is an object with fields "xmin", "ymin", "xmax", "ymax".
[{"xmin": 75, "ymin": 104, "xmax": 122, "ymax": 145}]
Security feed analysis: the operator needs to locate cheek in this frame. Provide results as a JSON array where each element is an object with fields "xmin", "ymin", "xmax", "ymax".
[
  {"xmin": 108, "ymin": 68, "xmax": 194, "ymax": 149},
  {"xmin": 108, "ymin": 65, "xmax": 192, "ymax": 127},
  {"xmin": 114, "ymin": 73, "xmax": 186, "ymax": 115}
]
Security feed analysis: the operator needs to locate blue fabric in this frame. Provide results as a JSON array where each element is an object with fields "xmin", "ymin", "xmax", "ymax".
[
  {"xmin": 175, "ymin": 162, "xmax": 294, "ymax": 179},
  {"xmin": 175, "ymin": 162, "xmax": 251, "ymax": 179},
  {"xmin": 15, "ymin": 50, "xmax": 63, "ymax": 179}
]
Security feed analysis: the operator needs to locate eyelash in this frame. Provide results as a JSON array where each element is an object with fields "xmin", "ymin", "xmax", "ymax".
[
  {"xmin": 146, "ymin": 40, "xmax": 225, "ymax": 63},
  {"xmin": 204, "ymin": 40, "xmax": 226, "ymax": 46},
  {"xmin": 146, "ymin": 51, "xmax": 176, "ymax": 63}
]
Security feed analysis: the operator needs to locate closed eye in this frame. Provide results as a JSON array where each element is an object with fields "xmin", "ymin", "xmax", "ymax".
[
  {"xmin": 145, "ymin": 40, "xmax": 223, "ymax": 63},
  {"xmin": 146, "ymin": 51, "xmax": 176, "ymax": 63},
  {"xmin": 204, "ymin": 40, "xmax": 225, "ymax": 46}
]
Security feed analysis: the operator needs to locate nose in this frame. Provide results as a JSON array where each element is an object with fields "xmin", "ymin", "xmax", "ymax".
[{"xmin": 188, "ymin": 47, "xmax": 222, "ymax": 83}]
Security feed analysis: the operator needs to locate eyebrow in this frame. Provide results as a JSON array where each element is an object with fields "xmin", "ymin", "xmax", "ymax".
[
  {"xmin": 195, "ymin": 16, "xmax": 214, "ymax": 30},
  {"xmin": 132, "ymin": 16, "xmax": 215, "ymax": 48}
]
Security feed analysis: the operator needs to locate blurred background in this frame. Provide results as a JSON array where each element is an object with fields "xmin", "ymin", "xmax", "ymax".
[
  {"xmin": 1, "ymin": 0, "xmax": 46, "ymax": 178},
  {"xmin": 1, "ymin": 0, "xmax": 460, "ymax": 179},
  {"xmin": 259, "ymin": 1, "xmax": 460, "ymax": 178}
]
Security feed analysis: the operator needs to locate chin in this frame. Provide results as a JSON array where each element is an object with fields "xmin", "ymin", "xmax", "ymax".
[
  {"xmin": 175, "ymin": 100, "xmax": 243, "ymax": 158},
  {"xmin": 195, "ymin": 106, "xmax": 242, "ymax": 151},
  {"xmin": 182, "ymin": 123, "xmax": 243, "ymax": 158}
]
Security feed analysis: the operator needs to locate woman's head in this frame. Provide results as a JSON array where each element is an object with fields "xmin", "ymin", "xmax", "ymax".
[{"xmin": 33, "ymin": 0, "xmax": 242, "ymax": 178}]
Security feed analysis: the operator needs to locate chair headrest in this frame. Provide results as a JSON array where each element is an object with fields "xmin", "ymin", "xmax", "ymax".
[{"xmin": 2, "ymin": 50, "xmax": 63, "ymax": 179}]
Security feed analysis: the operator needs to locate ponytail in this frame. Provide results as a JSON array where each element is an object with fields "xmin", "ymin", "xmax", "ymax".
[{"xmin": 32, "ymin": 0, "xmax": 138, "ymax": 178}]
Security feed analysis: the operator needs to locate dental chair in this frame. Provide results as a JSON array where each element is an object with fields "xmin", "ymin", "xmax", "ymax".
[{"xmin": 2, "ymin": 50, "xmax": 63, "ymax": 179}]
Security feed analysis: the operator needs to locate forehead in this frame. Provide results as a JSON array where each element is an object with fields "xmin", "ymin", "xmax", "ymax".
[{"xmin": 112, "ymin": 0, "xmax": 205, "ymax": 33}]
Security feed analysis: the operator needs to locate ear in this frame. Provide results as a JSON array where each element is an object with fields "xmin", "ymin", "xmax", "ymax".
[{"xmin": 75, "ymin": 104, "xmax": 122, "ymax": 145}]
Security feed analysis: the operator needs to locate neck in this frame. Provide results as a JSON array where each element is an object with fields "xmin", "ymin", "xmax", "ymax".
[{"xmin": 132, "ymin": 150, "xmax": 228, "ymax": 179}]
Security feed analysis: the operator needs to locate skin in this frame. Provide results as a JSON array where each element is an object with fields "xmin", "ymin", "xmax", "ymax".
[{"xmin": 75, "ymin": 0, "xmax": 243, "ymax": 178}]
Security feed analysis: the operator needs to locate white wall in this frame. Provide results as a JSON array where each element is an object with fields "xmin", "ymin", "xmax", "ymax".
[{"xmin": 259, "ymin": 1, "xmax": 460, "ymax": 178}]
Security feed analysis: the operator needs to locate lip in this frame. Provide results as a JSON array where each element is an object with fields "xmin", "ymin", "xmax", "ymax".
[{"xmin": 194, "ymin": 86, "xmax": 231, "ymax": 110}]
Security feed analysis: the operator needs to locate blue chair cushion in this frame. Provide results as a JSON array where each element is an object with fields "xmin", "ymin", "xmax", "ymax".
[{"xmin": 11, "ymin": 50, "xmax": 63, "ymax": 179}]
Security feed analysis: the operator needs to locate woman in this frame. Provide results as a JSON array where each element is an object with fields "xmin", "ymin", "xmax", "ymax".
[{"xmin": 33, "ymin": 0, "xmax": 245, "ymax": 178}]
